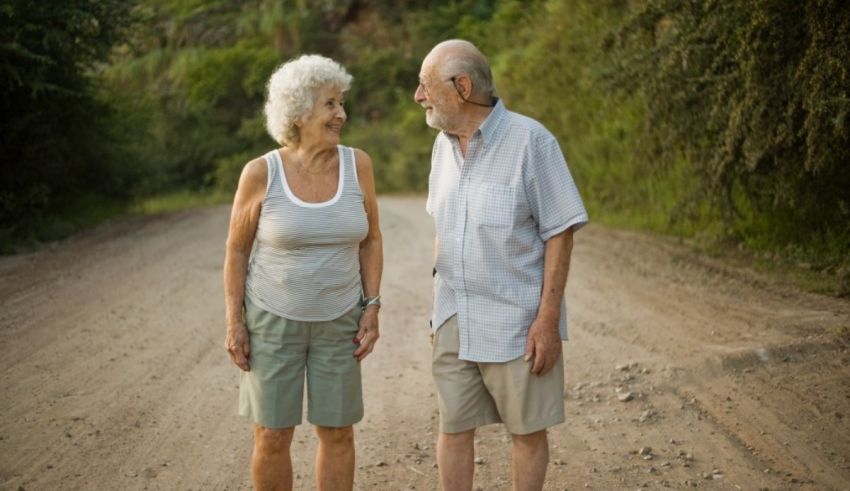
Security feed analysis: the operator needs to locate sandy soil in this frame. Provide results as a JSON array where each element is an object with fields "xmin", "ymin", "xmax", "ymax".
[{"xmin": 0, "ymin": 196, "xmax": 848, "ymax": 491}]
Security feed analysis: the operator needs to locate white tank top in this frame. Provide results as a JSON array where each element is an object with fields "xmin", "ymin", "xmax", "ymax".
[{"xmin": 245, "ymin": 145, "xmax": 368, "ymax": 321}]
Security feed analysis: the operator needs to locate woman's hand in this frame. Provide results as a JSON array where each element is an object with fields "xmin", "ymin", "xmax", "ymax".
[
  {"xmin": 354, "ymin": 306, "xmax": 380, "ymax": 362},
  {"xmin": 225, "ymin": 322, "xmax": 251, "ymax": 371}
]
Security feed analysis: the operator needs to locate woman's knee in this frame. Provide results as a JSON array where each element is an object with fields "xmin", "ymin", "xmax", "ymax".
[
  {"xmin": 254, "ymin": 425, "xmax": 294, "ymax": 454},
  {"xmin": 315, "ymin": 425, "xmax": 354, "ymax": 446}
]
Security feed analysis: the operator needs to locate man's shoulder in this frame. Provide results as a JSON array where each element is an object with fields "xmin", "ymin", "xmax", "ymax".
[{"xmin": 502, "ymin": 108, "xmax": 555, "ymax": 142}]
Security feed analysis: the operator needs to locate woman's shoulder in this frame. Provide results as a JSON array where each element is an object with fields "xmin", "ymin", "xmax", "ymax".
[
  {"xmin": 238, "ymin": 153, "xmax": 272, "ymax": 192},
  {"xmin": 347, "ymin": 147, "xmax": 373, "ymax": 173}
]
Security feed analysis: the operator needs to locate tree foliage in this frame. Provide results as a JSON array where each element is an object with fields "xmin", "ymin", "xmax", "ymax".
[
  {"xmin": 1, "ymin": 0, "xmax": 134, "ymax": 239},
  {"xmin": 613, "ymin": 0, "xmax": 850, "ymax": 245},
  {"xmin": 2, "ymin": 0, "xmax": 847, "ymax": 282}
]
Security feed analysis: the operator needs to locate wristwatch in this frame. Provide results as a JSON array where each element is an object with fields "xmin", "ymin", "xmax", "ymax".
[{"xmin": 362, "ymin": 295, "xmax": 381, "ymax": 309}]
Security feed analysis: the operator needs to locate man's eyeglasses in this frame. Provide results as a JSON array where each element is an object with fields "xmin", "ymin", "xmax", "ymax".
[
  {"xmin": 417, "ymin": 77, "xmax": 454, "ymax": 97},
  {"xmin": 418, "ymin": 75, "xmax": 496, "ymax": 107}
]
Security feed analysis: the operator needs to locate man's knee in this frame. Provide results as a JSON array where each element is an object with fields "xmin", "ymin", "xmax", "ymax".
[
  {"xmin": 511, "ymin": 429, "xmax": 548, "ymax": 447},
  {"xmin": 315, "ymin": 425, "xmax": 354, "ymax": 446},
  {"xmin": 440, "ymin": 429, "xmax": 475, "ymax": 446},
  {"xmin": 254, "ymin": 426, "xmax": 294, "ymax": 455}
]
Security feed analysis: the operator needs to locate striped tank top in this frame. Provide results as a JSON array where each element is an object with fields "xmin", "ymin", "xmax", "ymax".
[{"xmin": 245, "ymin": 145, "xmax": 368, "ymax": 321}]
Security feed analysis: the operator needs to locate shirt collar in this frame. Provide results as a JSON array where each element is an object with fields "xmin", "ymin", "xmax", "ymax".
[
  {"xmin": 440, "ymin": 98, "xmax": 506, "ymax": 146},
  {"xmin": 477, "ymin": 98, "xmax": 506, "ymax": 145}
]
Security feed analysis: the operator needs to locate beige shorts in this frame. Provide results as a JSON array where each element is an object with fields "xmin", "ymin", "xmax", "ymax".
[{"xmin": 431, "ymin": 315, "xmax": 565, "ymax": 435}]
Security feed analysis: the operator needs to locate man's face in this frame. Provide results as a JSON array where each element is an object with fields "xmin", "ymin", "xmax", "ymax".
[{"xmin": 414, "ymin": 59, "xmax": 458, "ymax": 131}]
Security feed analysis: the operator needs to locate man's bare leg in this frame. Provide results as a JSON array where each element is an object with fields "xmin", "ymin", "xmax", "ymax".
[
  {"xmin": 437, "ymin": 429, "xmax": 476, "ymax": 491},
  {"xmin": 511, "ymin": 430, "xmax": 549, "ymax": 491}
]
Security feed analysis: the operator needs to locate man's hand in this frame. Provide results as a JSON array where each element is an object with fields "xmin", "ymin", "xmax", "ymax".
[
  {"xmin": 225, "ymin": 322, "xmax": 251, "ymax": 371},
  {"xmin": 523, "ymin": 316, "xmax": 562, "ymax": 376},
  {"xmin": 354, "ymin": 307, "xmax": 380, "ymax": 362}
]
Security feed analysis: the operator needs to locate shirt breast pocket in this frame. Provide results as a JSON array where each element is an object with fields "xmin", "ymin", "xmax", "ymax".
[{"xmin": 470, "ymin": 183, "xmax": 516, "ymax": 228}]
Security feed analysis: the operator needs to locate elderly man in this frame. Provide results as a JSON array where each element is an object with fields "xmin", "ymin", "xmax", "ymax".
[{"xmin": 415, "ymin": 40, "xmax": 588, "ymax": 491}]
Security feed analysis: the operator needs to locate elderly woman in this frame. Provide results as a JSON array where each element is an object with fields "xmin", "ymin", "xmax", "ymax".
[{"xmin": 223, "ymin": 54, "xmax": 382, "ymax": 491}]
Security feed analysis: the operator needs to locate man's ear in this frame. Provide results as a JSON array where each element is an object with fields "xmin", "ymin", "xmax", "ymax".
[{"xmin": 455, "ymin": 75, "xmax": 473, "ymax": 99}]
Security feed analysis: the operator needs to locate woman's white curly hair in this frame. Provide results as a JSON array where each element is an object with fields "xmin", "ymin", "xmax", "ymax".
[{"xmin": 264, "ymin": 54, "xmax": 352, "ymax": 146}]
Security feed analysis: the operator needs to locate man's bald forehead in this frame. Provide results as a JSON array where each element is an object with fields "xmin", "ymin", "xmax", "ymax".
[{"xmin": 429, "ymin": 39, "xmax": 486, "ymax": 62}]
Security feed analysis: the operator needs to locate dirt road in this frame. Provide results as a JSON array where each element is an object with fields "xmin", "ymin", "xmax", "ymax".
[{"xmin": 1, "ymin": 196, "xmax": 848, "ymax": 490}]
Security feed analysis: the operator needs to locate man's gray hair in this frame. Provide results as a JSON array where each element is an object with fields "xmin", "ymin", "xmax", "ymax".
[{"xmin": 439, "ymin": 41, "xmax": 495, "ymax": 99}]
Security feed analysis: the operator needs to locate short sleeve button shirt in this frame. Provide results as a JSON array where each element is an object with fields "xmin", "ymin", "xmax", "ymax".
[{"xmin": 426, "ymin": 99, "xmax": 588, "ymax": 363}]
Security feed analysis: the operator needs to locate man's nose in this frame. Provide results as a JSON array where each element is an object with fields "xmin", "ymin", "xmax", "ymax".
[{"xmin": 414, "ymin": 84, "xmax": 426, "ymax": 103}]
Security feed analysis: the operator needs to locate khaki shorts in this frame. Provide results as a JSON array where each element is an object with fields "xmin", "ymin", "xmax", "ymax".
[
  {"xmin": 239, "ymin": 298, "xmax": 363, "ymax": 429},
  {"xmin": 432, "ymin": 315, "xmax": 565, "ymax": 435}
]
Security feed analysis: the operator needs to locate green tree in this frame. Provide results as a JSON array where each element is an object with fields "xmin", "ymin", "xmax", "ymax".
[
  {"xmin": 0, "ymin": 0, "xmax": 134, "ymax": 240},
  {"xmin": 615, "ymin": 0, "xmax": 850, "ymax": 247}
]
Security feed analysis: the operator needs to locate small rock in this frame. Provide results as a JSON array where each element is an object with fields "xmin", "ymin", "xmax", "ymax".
[
  {"xmin": 639, "ymin": 410, "xmax": 655, "ymax": 422},
  {"xmin": 552, "ymin": 459, "xmax": 565, "ymax": 466},
  {"xmin": 125, "ymin": 471, "xmax": 137, "ymax": 478},
  {"xmin": 639, "ymin": 446, "xmax": 652, "ymax": 456},
  {"xmin": 615, "ymin": 363, "xmax": 631, "ymax": 371},
  {"xmin": 473, "ymin": 457, "xmax": 485, "ymax": 465},
  {"xmin": 618, "ymin": 392, "xmax": 634, "ymax": 402},
  {"xmin": 376, "ymin": 461, "xmax": 387, "ymax": 467}
]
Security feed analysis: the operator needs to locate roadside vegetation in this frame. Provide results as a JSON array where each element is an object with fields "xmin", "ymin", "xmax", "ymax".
[{"xmin": 2, "ymin": 0, "xmax": 847, "ymax": 295}]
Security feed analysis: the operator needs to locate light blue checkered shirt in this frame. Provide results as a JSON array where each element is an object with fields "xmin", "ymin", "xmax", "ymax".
[{"xmin": 426, "ymin": 99, "xmax": 588, "ymax": 363}]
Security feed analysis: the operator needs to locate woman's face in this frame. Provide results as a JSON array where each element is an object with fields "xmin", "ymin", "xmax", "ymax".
[{"xmin": 299, "ymin": 85, "xmax": 346, "ymax": 146}]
